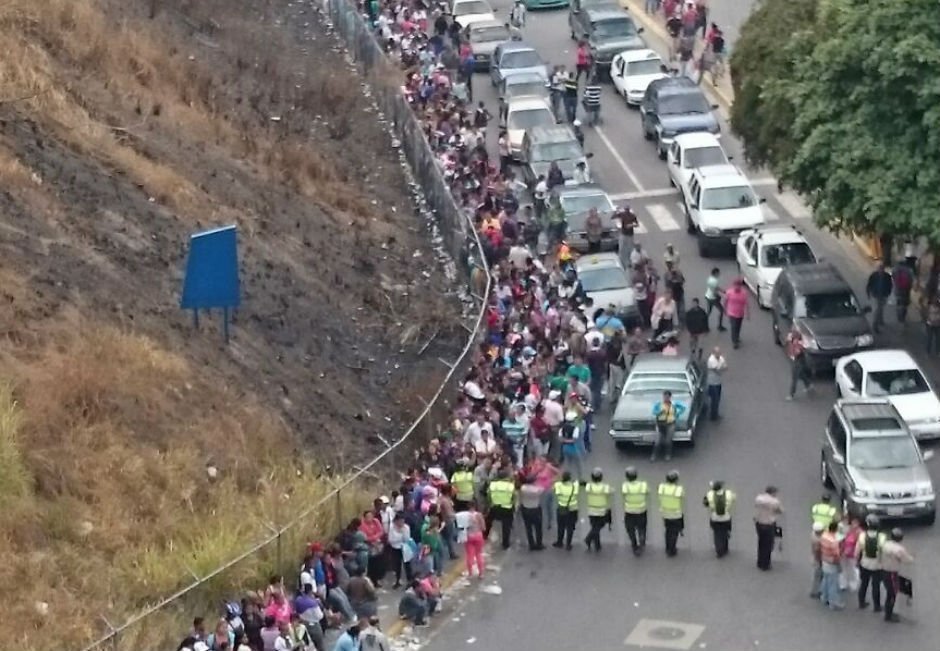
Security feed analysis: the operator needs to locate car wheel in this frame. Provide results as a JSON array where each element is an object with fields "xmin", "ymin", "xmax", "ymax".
[
  {"xmin": 684, "ymin": 203, "xmax": 696, "ymax": 235},
  {"xmin": 642, "ymin": 121, "xmax": 652, "ymax": 141},
  {"xmin": 924, "ymin": 511, "xmax": 936, "ymax": 526},
  {"xmin": 697, "ymin": 234, "xmax": 710, "ymax": 258},
  {"xmin": 820, "ymin": 454, "xmax": 834, "ymax": 488},
  {"xmin": 614, "ymin": 441, "xmax": 630, "ymax": 451},
  {"xmin": 657, "ymin": 139, "xmax": 667, "ymax": 160}
]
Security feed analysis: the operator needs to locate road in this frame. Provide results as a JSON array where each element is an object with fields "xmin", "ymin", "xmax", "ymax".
[{"xmin": 421, "ymin": 3, "xmax": 940, "ymax": 651}]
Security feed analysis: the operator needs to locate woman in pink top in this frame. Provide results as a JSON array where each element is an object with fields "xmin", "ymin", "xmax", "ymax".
[{"xmin": 723, "ymin": 277, "xmax": 750, "ymax": 349}]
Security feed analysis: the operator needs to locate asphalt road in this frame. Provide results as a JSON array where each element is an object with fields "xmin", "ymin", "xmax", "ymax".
[{"xmin": 422, "ymin": 4, "xmax": 940, "ymax": 651}]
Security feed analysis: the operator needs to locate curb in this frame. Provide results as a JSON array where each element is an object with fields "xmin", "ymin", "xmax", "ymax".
[
  {"xmin": 385, "ymin": 554, "xmax": 471, "ymax": 638},
  {"xmin": 619, "ymin": 0, "xmax": 735, "ymax": 112}
]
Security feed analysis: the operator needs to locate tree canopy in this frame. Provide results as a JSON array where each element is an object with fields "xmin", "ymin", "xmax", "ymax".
[{"xmin": 731, "ymin": 0, "xmax": 940, "ymax": 242}]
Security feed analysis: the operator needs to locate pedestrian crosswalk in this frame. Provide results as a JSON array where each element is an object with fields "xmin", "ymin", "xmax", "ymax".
[{"xmin": 614, "ymin": 195, "xmax": 807, "ymax": 236}]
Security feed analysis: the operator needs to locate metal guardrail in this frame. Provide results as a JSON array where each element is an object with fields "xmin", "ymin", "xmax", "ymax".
[{"xmin": 74, "ymin": 1, "xmax": 490, "ymax": 650}]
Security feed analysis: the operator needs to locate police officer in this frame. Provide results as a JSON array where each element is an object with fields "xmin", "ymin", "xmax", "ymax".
[
  {"xmin": 881, "ymin": 527, "xmax": 914, "ymax": 623},
  {"xmin": 622, "ymin": 467, "xmax": 648, "ymax": 555},
  {"xmin": 552, "ymin": 470, "xmax": 580, "ymax": 550},
  {"xmin": 584, "ymin": 468, "xmax": 612, "ymax": 551},
  {"xmin": 810, "ymin": 494, "xmax": 837, "ymax": 528},
  {"xmin": 485, "ymin": 469, "xmax": 517, "ymax": 550},
  {"xmin": 703, "ymin": 480, "xmax": 735, "ymax": 558},
  {"xmin": 658, "ymin": 470, "xmax": 685, "ymax": 557},
  {"xmin": 450, "ymin": 458, "xmax": 475, "ymax": 512},
  {"xmin": 856, "ymin": 514, "xmax": 885, "ymax": 611}
]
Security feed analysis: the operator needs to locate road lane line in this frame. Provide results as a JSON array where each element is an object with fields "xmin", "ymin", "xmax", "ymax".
[
  {"xmin": 595, "ymin": 126, "xmax": 645, "ymax": 192},
  {"xmin": 647, "ymin": 203, "xmax": 681, "ymax": 232},
  {"xmin": 609, "ymin": 187, "xmax": 678, "ymax": 201},
  {"xmin": 776, "ymin": 190, "xmax": 812, "ymax": 219}
]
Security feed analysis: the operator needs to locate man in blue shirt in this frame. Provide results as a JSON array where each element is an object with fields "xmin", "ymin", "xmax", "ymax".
[
  {"xmin": 332, "ymin": 621, "xmax": 362, "ymax": 651},
  {"xmin": 651, "ymin": 390, "xmax": 687, "ymax": 462}
]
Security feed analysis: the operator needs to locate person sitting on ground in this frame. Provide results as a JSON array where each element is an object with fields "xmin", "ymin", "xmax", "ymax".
[
  {"xmin": 345, "ymin": 566, "xmax": 379, "ymax": 620},
  {"xmin": 662, "ymin": 337, "xmax": 680, "ymax": 356},
  {"xmin": 398, "ymin": 579, "xmax": 437, "ymax": 626}
]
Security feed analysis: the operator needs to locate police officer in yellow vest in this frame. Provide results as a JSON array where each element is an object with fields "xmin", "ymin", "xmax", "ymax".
[
  {"xmin": 622, "ymin": 466, "xmax": 648, "ymax": 556},
  {"xmin": 810, "ymin": 493, "xmax": 838, "ymax": 529},
  {"xmin": 584, "ymin": 468, "xmax": 612, "ymax": 552},
  {"xmin": 485, "ymin": 469, "xmax": 517, "ymax": 550},
  {"xmin": 450, "ymin": 458, "xmax": 475, "ymax": 512},
  {"xmin": 552, "ymin": 470, "xmax": 580, "ymax": 550},
  {"xmin": 658, "ymin": 470, "xmax": 685, "ymax": 557},
  {"xmin": 703, "ymin": 480, "xmax": 735, "ymax": 558}
]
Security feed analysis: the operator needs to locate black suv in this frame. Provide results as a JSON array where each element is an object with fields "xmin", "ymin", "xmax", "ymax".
[
  {"xmin": 640, "ymin": 77, "xmax": 720, "ymax": 159},
  {"xmin": 771, "ymin": 262, "xmax": 874, "ymax": 373}
]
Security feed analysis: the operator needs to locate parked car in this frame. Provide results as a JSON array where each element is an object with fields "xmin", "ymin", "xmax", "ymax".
[
  {"xmin": 490, "ymin": 41, "xmax": 550, "ymax": 87},
  {"xmin": 569, "ymin": 7, "xmax": 645, "ymax": 72},
  {"xmin": 609, "ymin": 355, "xmax": 707, "ymax": 449},
  {"xmin": 683, "ymin": 164, "xmax": 767, "ymax": 257},
  {"xmin": 523, "ymin": 0, "xmax": 569, "ymax": 10},
  {"xmin": 557, "ymin": 184, "xmax": 617, "ymax": 252},
  {"xmin": 736, "ymin": 225, "xmax": 817, "ymax": 308},
  {"xmin": 574, "ymin": 252, "xmax": 637, "ymax": 324},
  {"xmin": 640, "ymin": 76, "xmax": 720, "ymax": 159},
  {"xmin": 835, "ymin": 350, "xmax": 940, "ymax": 441},
  {"xmin": 467, "ymin": 21, "xmax": 511, "ymax": 70},
  {"xmin": 506, "ymin": 97, "xmax": 556, "ymax": 160},
  {"xmin": 770, "ymin": 262, "xmax": 874, "ymax": 373},
  {"xmin": 451, "ymin": 0, "xmax": 496, "ymax": 27},
  {"xmin": 519, "ymin": 124, "xmax": 592, "ymax": 186},
  {"xmin": 821, "ymin": 399, "xmax": 935, "ymax": 525},
  {"xmin": 611, "ymin": 49, "xmax": 667, "ymax": 106},
  {"xmin": 499, "ymin": 71, "xmax": 550, "ymax": 102},
  {"xmin": 666, "ymin": 131, "xmax": 728, "ymax": 198}
]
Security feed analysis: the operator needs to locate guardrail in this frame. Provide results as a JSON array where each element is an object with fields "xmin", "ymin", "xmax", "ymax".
[{"xmin": 74, "ymin": 1, "xmax": 490, "ymax": 649}]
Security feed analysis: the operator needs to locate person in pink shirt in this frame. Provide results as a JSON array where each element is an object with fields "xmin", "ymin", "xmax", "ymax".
[
  {"xmin": 359, "ymin": 510, "xmax": 386, "ymax": 587},
  {"xmin": 263, "ymin": 591, "xmax": 292, "ymax": 626},
  {"xmin": 722, "ymin": 277, "xmax": 750, "ymax": 349}
]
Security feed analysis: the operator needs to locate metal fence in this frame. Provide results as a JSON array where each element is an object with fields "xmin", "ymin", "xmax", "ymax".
[{"xmin": 74, "ymin": 2, "xmax": 489, "ymax": 650}]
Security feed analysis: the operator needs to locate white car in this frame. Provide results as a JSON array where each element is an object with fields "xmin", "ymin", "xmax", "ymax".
[
  {"xmin": 835, "ymin": 350, "xmax": 940, "ymax": 441},
  {"xmin": 611, "ymin": 49, "xmax": 667, "ymax": 106},
  {"xmin": 684, "ymin": 164, "xmax": 767, "ymax": 257},
  {"xmin": 736, "ymin": 225, "xmax": 817, "ymax": 308},
  {"xmin": 574, "ymin": 252, "xmax": 638, "ymax": 323},
  {"xmin": 451, "ymin": 0, "xmax": 496, "ymax": 27},
  {"xmin": 666, "ymin": 132, "xmax": 729, "ymax": 201},
  {"xmin": 505, "ymin": 96, "xmax": 555, "ymax": 159}
]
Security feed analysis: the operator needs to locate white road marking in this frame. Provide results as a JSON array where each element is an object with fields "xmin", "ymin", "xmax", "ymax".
[
  {"xmin": 762, "ymin": 202, "xmax": 780, "ymax": 221},
  {"xmin": 647, "ymin": 203, "xmax": 681, "ymax": 232},
  {"xmin": 596, "ymin": 126, "xmax": 645, "ymax": 192},
  {"xmin": 776, "ymin": 190, "xmax": 812, "ymax": 219},
  {"xmin": 749, "ymin": 177, "xmax": 780, "ymax": 187},
  {"xmin": 609, "ymin": 187, "xmax": 679, "ymax": 201}
]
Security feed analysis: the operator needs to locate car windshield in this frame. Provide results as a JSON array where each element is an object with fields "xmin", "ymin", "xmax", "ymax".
[
  {"xmin": 502, "ymin": 50, "xmax": 541, "ymax": 69},
  {"xmin": 592, "ymin": 18, "xmax": 635, "ymax": 39},
  {"xmin": 627, "ymin": 59, "xmax": 662, "ymax": 76},
  {"xmin": 866, "ymin": 369, "xmax": 930, "ymax": 397},
  {"xmin": 578, "ymin": 266, "xmax": 627, "ymax": 292},
  {"xmin": 683, "ymin": 146, "xmax": 726, "ymax": 169},
  {"xmin": 455, "ymin": 0, "xmax": 490, "ymax": 15},
  {"xmin": 850, "ymin": 435, "xmax": 920, "ymax": 470},
  {"xmin": 624, "ymin": 373, "xmax": 690, "ymax": 395},
  {"xmin": 506, "ymin": 81, "xmax": 548, "ymax": 99},
  {"xmin": 561, "ymin": 193, "xmax": 613, "ymax": 215},
  {"xmin": 507, "ymin": 107, "xmax": 554, "ymax": 130},
  {"xmin": 701, "ymin": 186, "xmax": 757, "ymax": 210},
  {"xmin": 660, "ymin": 93, "xmax": 710, "ymax": 115},
  {"xmin": 796, "ymin": 292, "xmax": 860, "ymax": 319},
  {"xmin": 471, "ymin": 25, "xmax": 509, "ymax": 42},
  {"xmin": 531, "ymin": 141, "xmax": 582, "ymax": 162},
  {"xmin": 760, "ymin": 242, "xmax": 816, "ymax": 267}
]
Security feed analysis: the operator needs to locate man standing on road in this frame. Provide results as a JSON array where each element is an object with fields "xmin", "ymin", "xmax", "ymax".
[
  {"xmin": 663, "ymin": 261, "xmax": 686, "ymax": 327},
  {"xmin": 784, "ymin": 326, "xmax": 813, "ymax": 400},
  {"xmin": 810, "ymin": 494, "xmax": 838, "ymax": 529},
  {"xmin": 520, "ymin": 474, "xmax": 546, "ymax": 551},
  {"xmin": 893, "ymin": 260, "xmax": 915, "ymax": 324},
  {"xmin": 617, "ymin": 205, "xmax": 639, "ymax": 270},
  {"xmin": 810, "ymin": 521, "xmax": 824, "ymax": 598},
  {"xmin": 856, "ymin": 515, "xmax": 884, "ymax": 612},
  {"xmin": 533, "ymin": 175, "xmax": 548, "ymax": 222},
  {"xmin": 705, "ymin": 346, "xmax": 726, "ymax": 420},
  {"xmin": 658, "ymin": 470, "xmax": 685, "ymax": 557},
  {"xmin": 866, "ymin": 262, "xmax": 893, "ymax": 333},
  {"xmin": 723, "ymin": 278, "xmax": 749, "ymax": 349},
  {"xmin": 819, "ymin": 521, "xmax": 844, "ymax": 610},
  {"xmin": 622, "ymin": 467, "xmax": 649, "ymax": 555},
  {"xmin": 651, "ymin": 390, "xmax": 686, "ymax": 462},
  {"xmin": 584, "ymin": 468, "xmax": 612, "ymax": 551},
  {"xmin": 881, "ymin": 528, "xmax": 914, "ymax": 623},
  {"xmin": 552, "ymin": 470, "xmax": 579, "ymax": 550},
  {"xmin": 754, "ymin": 486, "xmax": 782, "ymax": 571},
  {"xmin": 485, "ymin": 469, "xmax": 517, "ymax": 550},
  {"xmin": 705, "ymin": 267, "xmax": 726, "ymax": 331},
  {"xmin": 703, "ymin": 480, "xmax": 734, "ymax": 558},
  {"xmin": 685, "ymin": 298, "xmax": 708, "ymax": 357},
  {"xmin": 563, "ymin": 72, "xmax": 580, "ymax": 123},
  {"xmin": 450, "ymin": 458, "xmax": 474, "ymax": 512}
]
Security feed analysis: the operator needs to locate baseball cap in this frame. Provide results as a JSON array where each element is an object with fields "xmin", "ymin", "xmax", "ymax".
[{"xmin": 812, "ymin": 522, "xmax": 824, "ymax": 533}]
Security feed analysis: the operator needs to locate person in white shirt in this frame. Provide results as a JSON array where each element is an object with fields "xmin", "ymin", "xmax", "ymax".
[
  {"xmin": 706, "ymin": 346, "xmax": 727, "ymax": 420},
  {"xmin": 510, "ymin": 0, "xmax": 527, "ymax": 27},
  {"xmin": 474, "ymin": 428, "xmax": 499, "ymax": 457},
  {"xmin": 584, "ymin": 327, "xmax": 604, "ymax": 352},
  {"xmin": 573, "ymin": 161, "xmax": 591, "ymax": 185},
  {"xmin": 463, "ymin": 411, "xmax": 494, "ymax": 448},
  {"xmin": 629, "ymin": 242, "xmax": 649, "ymax": 270}
]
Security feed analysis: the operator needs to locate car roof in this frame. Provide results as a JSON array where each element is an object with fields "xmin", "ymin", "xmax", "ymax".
[
  {"xmin": 499, "ymin": 41, "xmax": 536, "ymax": 53},
  {"xmin": 504, "ymin": 71, "xmax": 547, "ymax": 84},
  {"xmin": 469, "ymin": 19, "xmax": 506, "ymax": 30},
  {"xmin": 508, "ymin": 96, "xmax": 552, "ymax": 110},
  {"xmin": 528, "ymin": 124, "xmax": 578, "ymax": 143},
  {"xmin": 693, "ymin": 164, "xmax": 749, "ymax": 188},
  {"xmin": 673, "ymin": 132, "xmax": 722, "ymax": 148},
  {"xmin": 837, "ymin": 400, "xmax": 907, "ymax": 436},
  {"xmin": 844, "ymin": 349, "xmax": 919, "ymax": 372},
  {"xmin": 585, "ymin": 7, "xmax": 632, "ymax": 20},
  {"xmin": 629, "ymin": 354, "xmax": 693, "ymax": 374},
  {"xmin": 576, "ymin": 252, "xmax": 623, "ymax": 270},
  {"xmin": 782, "ymin": 262, "xmax": 849, "ymax": 294},
  {"xmin": 649, "ymin": 76, "xmax": 699, "ymax": 95},
  {"xmin": 618, "ymin": 48, "xmax": 660, "ymax": 63},
  {"xmin": 747, "ymin": 225, "xmax": 807, "ymax": 245},
  {"xmin": 557, "ymin": 184, "xmax": 609, "ymax": 199}
]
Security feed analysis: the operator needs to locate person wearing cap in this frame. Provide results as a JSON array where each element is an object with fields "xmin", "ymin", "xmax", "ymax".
[
  {"xmin": 880, "ymin": 528, "xmax": 913, "ymax": 623},
  {"xmin": 622, "ymin": 467, "xmax": 649, "ymax": 555},
  {"xmin": 703, "ymin": 480, "xmax": 735, "ymax": 558},
  {"xmin": 450, "ymin": 459, "xmax": 475, "ymax": 511},
  {"xmin": 754, "ymin": 486, "xmax": 783, "ymax": 571},
  {"xmin": 810, "ymin": 493, "xmax": 838, "ymax": 529},
  {"xmin": 485, "ymin": 468, "xmax": 517, "ymax": 550},
  {"xmin": 552, "ymin": 470, "xmax": 580, "ymax": 549},
  {"xmin": 856, "ymin": 515, "xmax": 885, "ymax": 612},
  {"xmin": 583, "ymin": 468, "xmax": 612, "ymax": 552},
  {"xmin": 658, "ymin": 470, "xmax": 685, "ymax": 557}
]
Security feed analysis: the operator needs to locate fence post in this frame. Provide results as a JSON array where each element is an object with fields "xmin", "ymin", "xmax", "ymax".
[
  {"xmin": 276, "ymin": 531, "xmax": 282, "ymax": 577},
  {"xmin": 335, "ymin": 489, "xmax": 343, "ymax": 531}
]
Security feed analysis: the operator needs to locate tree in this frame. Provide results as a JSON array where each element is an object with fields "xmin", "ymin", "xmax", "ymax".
[{"xmin": 729, "ymin": 0, "xmax": 818, "ymax": 170}]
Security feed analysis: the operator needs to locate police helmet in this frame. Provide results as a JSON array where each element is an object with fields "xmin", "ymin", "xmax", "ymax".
[
  {"xmin": 591, "ymin": 467, "xmax": 603, "ymax": 481},
  {"xmin": 820, "ymin": 493, "xmax": 831, "ymax": 503},
  {"xmin": 665, "ymin": 470, "xmax": 679, "ymax": 482},
  {"xmin": 561, "ymin": 471, "xmax": 572, "ymax": 482},
  {"xmin": 624, "ymin": 466, "xmax": 638, "ymax": 481},
  {"xmin": 890, "ymin": 527, "xmax": 904, "ymax": 542},
  {"xmin": 711, "ymin": 480, "xmax": 724, "ymax": 491},
  {"xmin": 865, "ymin": 514, "xmax": 880, "ymax": 529}
]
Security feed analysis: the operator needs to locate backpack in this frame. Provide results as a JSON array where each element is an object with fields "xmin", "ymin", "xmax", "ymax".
[
  {"xmin": 711, "ymin": 35, "xmax": 725, "ymax": 54},
  {"xmin": 864, "ymin": 532, "xmax": 880, "ymax": 559},
  {"xmin": 895, "ymin": 265, "xmax": 913, "ymax": 292},
  {"xmin": 714, "ymin": 491, "xmax": 727, "ymax": 517}
]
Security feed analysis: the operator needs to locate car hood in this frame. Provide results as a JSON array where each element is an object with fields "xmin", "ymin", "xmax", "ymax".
[
  {"xmin": 473, "ymin": 42, "xmax": 501, "ymax": 56},
  {"xmin": 659, "ymin": 113, "xmax": 719, "ymax": 134},
  {"xmin": 502, "ymin": 65, "xmax": 549, "ymax": 80},
  {"xmin": 797, "ymin": 316, "xmax": 872, "ymax": 345},
  {"xmin": 584, "ymin": 286, "xmax": 636, "ymax": 313},
  {"xmin": 852, "ymin": 465, "xmax": 932, "ymax": 492},
  {"xmin": 529, "ymin": 159, "xmax": 586, "ymax": 181},
  {"xmin": 508, "ymin": 129, "xmax": 526, "ymax": 149},
  {"xmin": 614, "ymin": 393, "xmax": 691, "ymax": 425},
  {"xmin": 593, "ymin": 36, "xmax": 646, "ymax": 54},
  {"xmin": 887, "ymin": 392, "xmax": 940, "ymax": 423},
  {"xmin": 625, "ymin": 73, "xmax": 667, "ymax": 93},
  {"xmin": 700, "ymin": 205, "xmax": 765, "ymax": 230}
]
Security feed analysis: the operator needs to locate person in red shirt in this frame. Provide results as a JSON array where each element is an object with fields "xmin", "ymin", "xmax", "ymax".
[
  {"xmin": 784, "ymin": 325, "xmax": 813, "ymax": 400},
  {"xmin": 575, "ymin": 40, "xmax": 592, "ymax": 82}
]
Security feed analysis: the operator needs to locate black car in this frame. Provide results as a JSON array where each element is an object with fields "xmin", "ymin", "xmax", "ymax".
[
  {"xmin": 569, "ymin": 7, "xmax": 645, "ymax": 72},
  {"xmin": 640, "ymin": 77, "xmax": 720, "ymax": 159},
  {"xmin": 771, "ymin": 262, "xmax": 874, "ymax": 373}
]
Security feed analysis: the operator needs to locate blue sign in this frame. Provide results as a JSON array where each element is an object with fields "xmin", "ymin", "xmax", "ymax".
[{"xmin": 181, "ymin": 225, "xmax": 240, "ymax": 310}]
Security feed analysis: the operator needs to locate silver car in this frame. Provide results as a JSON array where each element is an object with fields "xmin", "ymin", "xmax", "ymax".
[
  {"xmin": 822, "ymin": 399, "xmax": 936, "ymax": 525},
  {"xmin": 467, "ymin": 21, "xmax": 511, "ymax": 70}
]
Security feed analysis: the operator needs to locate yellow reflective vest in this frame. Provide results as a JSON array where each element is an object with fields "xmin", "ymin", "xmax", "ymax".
[
  {"xmin": 554, "ymin": 481, "xmax": 579, "ymax": 511},
  {"xmin": 489, "ymin": 479, "xmax": 515, "ymax": 509},
  {"xmin": 811, "ymin": 503, "xmax": 837, "ymax": 528},
  {"xmin": 658, "ymin": 482, "xmax": 684, "ymax": 519},
  {"xmin": 704, "ymin": 489, "xmax": 735, "ymax": 522},
  {"xmin": 450, "ymin": 470, "xmax": 474, "ymax": 502},
  {"xmin": 622, "ymin": 481, "xmax": 649, "ymax": 514},
  {"xmin": 585, "ymin": 482, "xmax": 612, "ymax": 516}
]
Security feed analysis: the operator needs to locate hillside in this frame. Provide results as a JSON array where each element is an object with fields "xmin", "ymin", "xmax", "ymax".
[{"xmin": 0, "ymin": 0, "xmax": 465, "ymax": 648}]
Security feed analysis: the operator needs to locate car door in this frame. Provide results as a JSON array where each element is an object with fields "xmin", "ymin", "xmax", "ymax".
[
  {"xmin": 490, "ymin": 45, "xmax": 502, "ymax": 85},
  {"xmin": 837, "ymin": 360, "xmax": 864, "ymax": 397},
  {"xmin": 640, "ymin": 88, "xmax": 656, "ymax": 135},
  {"xmin": 666, "ymin": 140, "xmax": 681, "ymax": 188},
  {"xmin": 686, "ymin": 177, "xmax": 701, "ymax": 230},
  {"xmin": 736, "ymin": 232, "xmax": 752, "ymax": 278},
  {"xmin": 824, "ymin": 410, "xmax": 849, "ymax": 491},
  {"xmin": 612, "ymin": 55, "xmax": 625, "ymax": 94},
  {"xmin": 743, "ymin": 237, "xmax": 759, "ymax": 290}
]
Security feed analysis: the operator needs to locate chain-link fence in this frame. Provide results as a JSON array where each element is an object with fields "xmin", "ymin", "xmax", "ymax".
[{"xmin": 74, "ymin": 1, "xmax": 488, "ymax": 650}]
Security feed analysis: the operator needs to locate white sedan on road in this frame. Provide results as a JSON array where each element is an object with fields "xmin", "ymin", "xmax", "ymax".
[
  {"xmin": 611, "ymin": 49, "xmax": 667, "ymax": 106},
  {"xmin": 666, "ymin": 131, "xmax": 729, "ymax": 200},
  {"xmin": 735, "ymin": 225, "xmax": 816, "ymax": 308},
  {"xmin": 451, "ymin": 0, "xmax": 496, "ymax": 27},
  {"xmin": 835, "ymin": 349, "xmax": 940, "ymax": 441}
]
